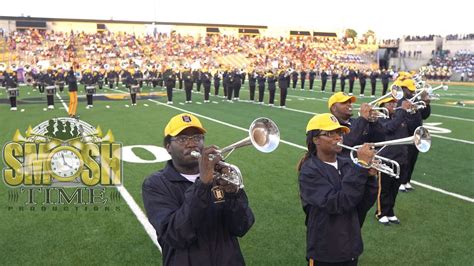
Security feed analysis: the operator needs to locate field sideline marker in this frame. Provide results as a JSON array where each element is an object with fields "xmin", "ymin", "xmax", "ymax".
[{"xmin": 56, "ymin": 93, "xmax": 162, "ymax": 252}]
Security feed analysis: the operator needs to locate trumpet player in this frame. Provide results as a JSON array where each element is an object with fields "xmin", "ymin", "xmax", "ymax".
[
  {"xmin": 372, "ymin": 96, "xmax": 413, "ymax": 224},
  {"xmin": 394, "ymin": 77, "xmax": 431, "ymax": 191},
  {"xmin": 142, "ymin": 113, "xmax": 254, "ymax": 266},
  {"xmin": 298, "ymin": 113, "xmax": 376, "ymax": 266}
]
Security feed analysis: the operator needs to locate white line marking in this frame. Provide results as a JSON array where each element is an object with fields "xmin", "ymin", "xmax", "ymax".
[
  {"xmin": 430, "ymin": 134, "xmax": 474, "ymax": 144},
  {"xmin": 430, "ymin": 114, "xmax": 474, "ymax": 122},
  {"xmin": 410, "ymin": 181, "xmax": 474, "ymax": 203},
  {"xmin": 148, "ymin": 98, "xmax": 474, "ymax": 203},
  {"xmin": 56, "ymin": 93, "xmax": 161, "ymax": 251}
]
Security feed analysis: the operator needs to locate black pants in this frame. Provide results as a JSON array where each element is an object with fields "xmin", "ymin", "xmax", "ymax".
[
  {"xmin": 196, "ymin": 81, "xmax": 202, "ymax": 92},
  {"xmin": 321, "ymin": 79, "xmax": 327, "ymax": 91},
  {"xmin": 203, "ymin": 84, "xmax": 211, "ymax": 101},
  {"xmin": 179, "ymin": 80, "xmax": 183, "ymax": 89},
  {"xmin": 47, "ymin": 95, "xmax": 55, "ymax": 106},
  {"xmin": 166, "ymin": 86, "xmax": 173, "ymax": 101},
  {"xmin": 184, "ymin": 85, "xmax": 192, "ymax": 101},
  {"xmin": 131, "ymin": 93, "xmax": 137, "ymax": 104},
  {"xmin": 360, "ymin": 81, "xmax": 366, "ymax": 95},
  {"xmin": 268, "ymin": 88, "xmax": 275, "ymax": 104},
  {"xmin": 227, "ymin": 84, "xmax": 234, "ymax": 101},
  {"xmin": 292, "ymin": 79, "xmax": 297, "ymax": 89},
  {"xmin": 300, "ymin": 79, "xmax": 305, "ymax": 89},
  {"xmin": 10, "ymin": 97, "xmax": 17, "ymax": 108},
  {"xmin": 234, "ymin": 84, "xmax": 241, "ymax": 99},
  {"xmin": 349, "ymin": 79, "xmax": 355, "ymax": 93},
  {"xmin": 401, "ymin": 145, "xmax": 419, "ymax": 184},
  {"xmin": 331, "ymin": 79, "xmax": 337, "ymax": 92},
  {"xmin": 309, "ymin": 79, "xmax": 314, "ymax": 90},
  {"xmin": 370, "ymin": 81, "xmax": 376, "ymax": 96},
  {"xmin": 258, "ymin": 85, "xmax": 265, "ymax": 103},
  {"xmin": 382, "ymin": 82, "xmax": 389, "ymax": 95},
  {"xmin": 280, "ymin": 87, "xmax": 287, "ymax": 106},
  {"xmin": 86, "ymin": 94, "xmax": 93, "ymax": 105},
  {"xmin": 249, "ymin": 84, "xmax": 256, "ymax": 101},
  {"xmin": 214, "ymin": 81, "xmax": 220, "ymax": 95},
  {"xmin": 223, "ymin": 83, "xmax": 228, "ymax": 97},
  {"xmin": 340, "ymin": 81, "xmax": 345, "ymax": 92},
  {"xmin": 377, "ymin": 168, "xmax": 403, "ymax": 218}
]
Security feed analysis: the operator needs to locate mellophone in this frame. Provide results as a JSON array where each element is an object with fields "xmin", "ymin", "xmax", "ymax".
[
  {"xmin": 46, "ymin": 86, "xmax": 56, "ymax": 95},
  {"xmin": 86, "ymin": 86, "xmax": 96, "ymax": 95},
  {"xmin": 7, "ymin": 88, "xmax": 19, "ymax": 97}
]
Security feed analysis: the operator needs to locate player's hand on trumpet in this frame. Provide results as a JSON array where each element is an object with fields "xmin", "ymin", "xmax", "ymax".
[
  {"xmin": 356, "ymin": 143, "xmax": 376, "ymax": 168},
  {"xmin": 198, "ymin": 145, "xmax": 222, "ymax": 184}
]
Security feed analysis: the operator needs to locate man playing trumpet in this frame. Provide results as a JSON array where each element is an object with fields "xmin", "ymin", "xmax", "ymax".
[{"xmin": 142, "ymin": 113, "xmax": 255, "ymax": 266}]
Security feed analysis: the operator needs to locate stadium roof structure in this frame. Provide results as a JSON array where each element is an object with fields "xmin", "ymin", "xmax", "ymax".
[{"xmin": 0, "ymin": 15, "xmax": 268, "ymax": 29}]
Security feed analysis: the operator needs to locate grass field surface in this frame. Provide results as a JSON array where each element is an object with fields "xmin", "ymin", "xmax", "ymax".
[{"xmin": 0, "ymin": 80, "xmax": 473, "ymax": 265}]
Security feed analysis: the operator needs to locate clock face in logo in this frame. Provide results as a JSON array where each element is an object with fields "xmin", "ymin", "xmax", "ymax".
[{"xmin": 48, "ymin": 147, "xmax": 83, "ymax": 182}]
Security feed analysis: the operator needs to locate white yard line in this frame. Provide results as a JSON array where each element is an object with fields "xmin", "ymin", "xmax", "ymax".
[
  {"xmin": 148, "ymin": 98, "xmax": 474, "ymax": 203},
  {"xmin": 56, "ymin": 93, "xmax": 162, "ymax": 251}
]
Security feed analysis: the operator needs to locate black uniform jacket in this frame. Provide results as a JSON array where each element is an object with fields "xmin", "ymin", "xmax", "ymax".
[
  {"xmin": 143, "ymin": 161, "xmax": 255, "ymax": 266},
  {"xmin": 299, "ymin": 155, "xmax": 370, "ymax": 262}
]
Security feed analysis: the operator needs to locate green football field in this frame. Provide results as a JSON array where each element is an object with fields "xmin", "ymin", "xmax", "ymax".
[{"xmin": 0, "ymin": 80, "xmax": 473, "ymax": 265}]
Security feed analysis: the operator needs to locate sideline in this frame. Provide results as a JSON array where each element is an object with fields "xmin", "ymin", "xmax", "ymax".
[{"xmin": 55, "ymin": 92, "xmax": 162, "ymax": 251}]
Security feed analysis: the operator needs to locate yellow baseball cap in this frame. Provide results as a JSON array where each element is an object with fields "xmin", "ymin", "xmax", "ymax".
[
  {"xmin": 306, "ymin": 113, "xmax": 350, "ymax": 134},
  {"xmin": 327, "ymin": 92, "xmax": 356, "ymax": 109},
  {"xmin": 393, "ymin": 78, "xmax": 416, "ymax": 92},
  {"xmin": 164, "ymin": 113, "xmax": 207, "ymax": 137},
  {"xmin": 377, "ymin": 96, "xmax": 396, "ymax": 106}
]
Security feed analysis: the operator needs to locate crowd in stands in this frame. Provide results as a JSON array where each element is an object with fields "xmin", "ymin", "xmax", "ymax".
[
  {"xmin": 2, "ymin": 29, "xmax": 377, "ymax": 73},
  {"xmin": 404, "ymin": 35, "xmax": 440, "ymax": 42},
  {"xmin": 420, "ymin": 50, "xmax": 473, "ymax": 81},
  {"xmin": 445, "ymin": 34, "xmax": 474, "ymax": 41}
]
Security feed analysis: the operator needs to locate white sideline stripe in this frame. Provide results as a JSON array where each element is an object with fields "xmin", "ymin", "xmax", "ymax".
[
  {"xmin": 55, "ymin": 93, "xmax": 162, "ymax": 252},
  {"xmin": 410, "ymin": 181, "xmax": 474, "ymax": 203},
  {"xmin": 430, "ymin": 134, "xmax": 474, "ymax": 144},
  {"xmin": 430, "ymin": 114, "xmax": 474, "ymax": 122},
  {"xmin": 148, "ymin": 98, "xmax": 474, "ymax": 203}
]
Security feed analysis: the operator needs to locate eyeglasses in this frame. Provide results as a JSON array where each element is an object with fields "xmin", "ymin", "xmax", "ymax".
[
  {"xmin": 171, "ymin": 134, "xmax": 204, "ymax": 144},
  {"xmin": 318, "ymin": 130, "xmax": 344, "ymax": 138}
]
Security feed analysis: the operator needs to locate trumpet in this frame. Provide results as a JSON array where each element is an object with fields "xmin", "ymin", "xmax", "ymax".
[
  {"xmin": 337, "ymin": 126, "xmax": 431, "ymax": 178},
  {"xmin": 355, "ymin": 107, "xmax": 390, "ymax": 120},
  {"xmin": 191, "ymin": 117, "xmax": 280, "ymax": 190},
  {"xmin": 368, "ymin": 84, "xmax": 404, "ymax": 106}
]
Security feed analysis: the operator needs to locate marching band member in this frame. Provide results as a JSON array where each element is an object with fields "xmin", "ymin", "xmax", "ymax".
[
  {"xmin": 232, "ymin": 67, "xmax": 242, "ymax": 101},
  {"xmin": 266, "ymin": 70, "xmax": 277, "ymax": 106},
  {"xmin": 201, "ymin": 67, "xmax": 212, "ymax": 103},
  {"xmin": 256, "ymin": 70, "xmax": 266, "ymax": 104},
  {"xmin": 55, "ymin": 67, "xmax": 66, "ymax": 92},
  {"xmin": 163, "ymin": 66, "xmax": 177, "ymax": 104},
  {"xmin": 369, "ymin": 70, "xmax": 378, "ymax": 98},
  {"xmin": 328, "ymin": 92, "xmax": 380, "ymax": 227},
  {"xmin": 381, "ymin": 69, "xmax": 391, "ymax": 95},
  {"xmin": 248, "ymin": 69, "xmax": 257, "ymax": 102},
  {"xmin": 107, "ymin": 66, "xmax": 118, "ymax": 89},
  {"xmin": 193, "ymin": 68, "xmax": 202, "ymax": 92},
  {"xmin": 142, "ymin": 113, "xmax": 254, "ymax": 266},
  {"xmin": 213, "ymin": 69, "xmax": 221, "ymax": 96},
  {"xmin": 278, "ymin": 69, "xmax": 289, "ymax": 108},
  {"xmin": 348, "ymin": 67, "xmax": 357, "ymax": 96},
  {"xmin": 300, "ymin": 69, "xmax": 307, "ymax": 90},
  {"xmin": 331, "ymin": 69, "xmax": 338, "ymax": 93},
  {"xmin": 126, "ymin": 68, "xmax": 140, "ymax": 106},
  {"xmin": 182, "ymin": 66, "xmax": 194, "ymax": 103},
  {"xmin": 320, "ymin": 69, "xmax": 328, "ymax": 92},
  {"xmin": 4, "ymin": 67, "xmax": 19, "ymax": 111},
  {"xmin": 395, "ymin": 77, "xmax": 431, "ymax": 191},
  {"xmin": 43, "ymin": 67, "xmax": 56, "ymax": 110},
  {"xmin": 66, "ymin": 67, "xmax": 78, "ymax": 117},
  {"xmin": 298, "ymin": 113, "xmax": 376, "ymax": 266},
  {"xmin": 372, "ymin": 96, "xmax": 413, "ymax": 224},
  {"xmin": 309, "ymin": 69, "xmax": 316, "ymax": 91},
  {"xmin": 340, "ymin": 69, "xmax": 347, "ymax": 92},
  {"xmin": 358, "ymin": 70, "xmax": 367, "ymax": 97},
  {"xmin": 81, "ymin": 68, "xmax": 95, "ymax": 109},
  {"xmin": 291, "ymin": 69, "xmax": 298, "ymax": 89}
]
